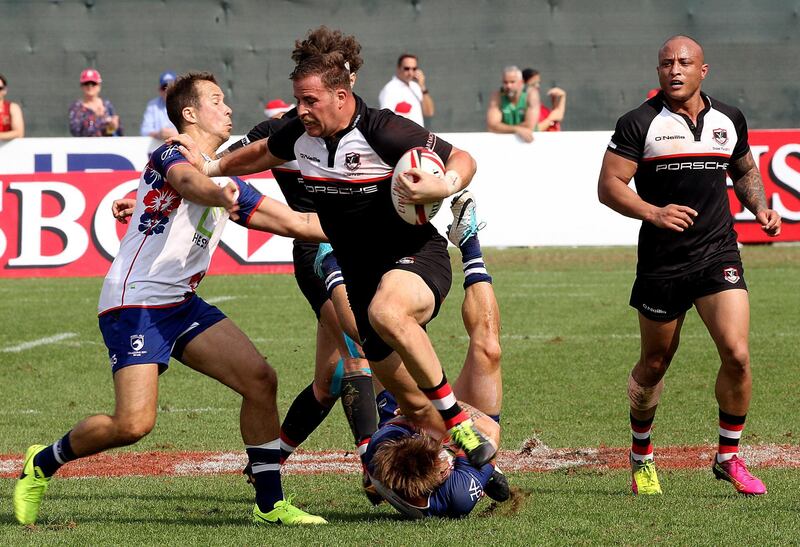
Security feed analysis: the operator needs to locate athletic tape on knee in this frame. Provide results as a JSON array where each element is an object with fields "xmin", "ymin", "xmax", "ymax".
[
  {"xmin": 627, "ymin": 373, "xmax": 664, "ymax": 411},
  {"xmin": 330, "ymin": 358, "xmax": 345, "ymax": 398},
  {"xmin": 343, "ymin": 333, "xmax": 364, "ymax": 360}
]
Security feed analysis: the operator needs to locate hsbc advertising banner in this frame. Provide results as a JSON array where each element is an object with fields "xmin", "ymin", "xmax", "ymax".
[{"xmin": 0, "ymin": 131, "xmax": 797, "ymax": 278}]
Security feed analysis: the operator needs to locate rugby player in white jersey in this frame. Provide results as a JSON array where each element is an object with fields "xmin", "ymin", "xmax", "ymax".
[{"xmin": 14, "ymin": 72, "xmax": 329, "ymax": 526}]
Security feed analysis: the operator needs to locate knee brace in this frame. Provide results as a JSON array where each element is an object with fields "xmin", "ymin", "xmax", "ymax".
[{"xmin": 627, "ymin": 372, "xmax": 664, "ymax": 411}]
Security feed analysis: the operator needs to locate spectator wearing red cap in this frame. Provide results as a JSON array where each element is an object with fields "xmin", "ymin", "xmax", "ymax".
[
  {"xmin": 378, "ymin": 53, "xmax": 434, "ymax": 127},
  {"xmin": 140, "ymin": 71, "xmax": 177, "ymax": 140},
  {"xmin": 69, "ymin": 68, "xmax": 122, "ymax": 137},
  {"xmin": 263, "ymin": 98, "xmax": 295, "ymax": 119},
  {"xmin": 0, "ymin": 73, "xmax": 25, "ymax": 141}
]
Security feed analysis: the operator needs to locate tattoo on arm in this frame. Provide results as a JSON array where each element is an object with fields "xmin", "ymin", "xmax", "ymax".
[{"xmin": 730, "ymin": 153, "xmax": 768, "ymax": 214}]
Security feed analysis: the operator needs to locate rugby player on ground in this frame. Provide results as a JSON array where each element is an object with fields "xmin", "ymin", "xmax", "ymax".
[
  {"xmin": 172, "ymin": 26, "xmax": 496, "ymax": 467},
  {"xmin": 598, "ymin": 35, "xmax": 781, "ymax": 496},
  {"xmin": 14, "ymin": 72, "xmax": 329, "ymax": 526}
]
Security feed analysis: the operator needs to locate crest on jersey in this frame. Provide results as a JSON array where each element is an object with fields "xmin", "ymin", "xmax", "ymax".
[
  {"xmin": 723, "ymin": 267, "xmax": 740, "ymax": 284},
  {"xmin": 345, "ymin": 152, "xmax": 361, "ymax": 171},
  {"xmin": 130, "ymin": 335, "xmax": 145, "ymax": 351},
  {"xmin": 713, "ymin": 128, "xmax": 728, "ymax": 146}
]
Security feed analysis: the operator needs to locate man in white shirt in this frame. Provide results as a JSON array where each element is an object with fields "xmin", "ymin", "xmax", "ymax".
[{"xmin": 378, "ymin": 53, "xmax": 435, "ymax": 127}]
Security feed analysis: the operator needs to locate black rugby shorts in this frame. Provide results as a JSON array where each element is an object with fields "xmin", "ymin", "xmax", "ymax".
[
  {"xmin": 292, "ymin": 240, "xmax": 329, "ymax": 319},
  {"xmin": 630, "ymin": 253, "xmax": 747, "ymax": 321},
  {"xmin": 344, "ymin": 235, "xmax": 452, "ymax": 362}
]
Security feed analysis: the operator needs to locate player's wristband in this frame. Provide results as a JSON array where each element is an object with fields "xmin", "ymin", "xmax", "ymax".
[
  {"xmin": 445, "ymin": 170, "xmax": 462, "ymax": 194},
  {"xmin": 204, "ymin": 158, "xmax": 222, "ymax": 177}
]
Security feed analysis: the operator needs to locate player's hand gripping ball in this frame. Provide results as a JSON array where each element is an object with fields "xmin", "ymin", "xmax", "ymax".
[{"xmin": 391, "ymin": 147, "xmax": 445, "ymax": 225}]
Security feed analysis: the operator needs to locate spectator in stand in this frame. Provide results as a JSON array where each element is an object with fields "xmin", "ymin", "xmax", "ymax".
[
  {"xmin": 378, "ymin": 53, "xmax": 434, "ymax": 127},
  {"xmin": 69, "ymin": 68, "xmax": 122, "ymax": 137},
  {"xmin": 522, "ymin": 68, "xmax": 567, "ymax": 132},
  {"xmin": 263, "ymin": 98, "xmax": 295, "ymax": 119},
  {"xmin": 486, "ymin": 65, "xmax": 540, "ymax": 143},
  {"xmin": 0, "ymin": 73, "xmax": 25, "ymax": 140},
  {"xmin": 140, "ymin": 71, "xmax": 178, "ymax": 140}
]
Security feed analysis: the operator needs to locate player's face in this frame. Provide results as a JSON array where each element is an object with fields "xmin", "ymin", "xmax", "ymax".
[
  {"xmin": 193, "ymin": 81, "xmax": 233, "ymax": 140},
  {"xmin": 501, "ymin": 72, "xmax": 523, "ymax": 100},
  {"xmin": 657, "ymin": 39, "xmax": 708, "ymax": 103},
  {"xmin": 294, "ymin": 75, "xmax": 347, "ymax": 138}
]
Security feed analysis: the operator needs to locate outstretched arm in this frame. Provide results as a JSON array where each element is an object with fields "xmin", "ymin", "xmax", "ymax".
[
  {"xmin": 247, "ymin": 196, "xmax": 327, "ymax": 242},
  {"xmin": 170, "ymin": 135, "xmax": 286, "ymax": 177},
  {"xmin": 728, "ymin": 151, "xmax": 781, "ymax": 236},
  {"xmin": 597, "ymin": 150, "xmax": 698, "ymax": 232}
]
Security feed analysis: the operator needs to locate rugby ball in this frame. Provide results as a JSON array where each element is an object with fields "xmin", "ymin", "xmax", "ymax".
[{"xmin": 391, "ymin": 147, "xmax": 445, "ymax": 225}]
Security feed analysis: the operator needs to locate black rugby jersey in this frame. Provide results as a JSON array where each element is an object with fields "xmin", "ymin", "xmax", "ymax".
[
  {"xmin": 608, "ymin": 91, "xmax": 749, "ymax": 277},
  {"xmin": 267, "ymin": 94, "xmax": 453, "ymax": 272},
  {"xmin": 225, "ymin": 110, "xmax": 316, "ymax": 214}
]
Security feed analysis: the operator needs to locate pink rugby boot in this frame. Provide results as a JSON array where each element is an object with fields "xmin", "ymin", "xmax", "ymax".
[{"xmin": 712, "ymin": 455, "xmax": 766, "ymax": 495}]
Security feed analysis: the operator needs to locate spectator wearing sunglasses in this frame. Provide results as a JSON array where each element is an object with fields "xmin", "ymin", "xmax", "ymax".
[
  {"xmin": 378, "ymin": 53, "xmax": 434, "ymax": 127},
  {"xmin": 69, "ymin": 68, "xmax": 122, "ymax": 137},
  {"xmin": 0, "ymin": 73, "xmax": 25, "ymax": 141},
  {"xmin": 140, "ymin": 71, "xmax": 178, "ymax": 140}
]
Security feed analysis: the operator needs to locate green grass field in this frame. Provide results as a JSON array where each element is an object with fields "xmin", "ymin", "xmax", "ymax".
[{"xmin": 2, "ymin": 246, "xmax": 799, "ymax": 545}]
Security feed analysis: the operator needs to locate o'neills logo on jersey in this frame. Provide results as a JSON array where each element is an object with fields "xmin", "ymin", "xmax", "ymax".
[
  {"xmin": 299, "ymin": 152, "xmax": 321, "ymax": 163},
  {"xmin": 654, "ymin": 135, "xmax": 685, "ymax": 141},
  {"xmin": 723, "ymin": 267, "xmax": 740, "ymax": 284},
  {"xmin": 345, "ymin": 152, "xmax": 361, "ymax": 171},
  {"xmin": 713, "ymin": 128, "xmax": 729, "ymax": 146}
]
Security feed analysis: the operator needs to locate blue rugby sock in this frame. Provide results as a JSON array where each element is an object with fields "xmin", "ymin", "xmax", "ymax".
[
  {"xmin": 460, "ymin": 235, "xmax": 492, "ymax": 288},
  {"xmin": 246, "ymin": 439, "xmax": 283, "ymax": 511},
  {"xmin": 34, "ymin": 431, "xmax": 77, "ymax": 478}
]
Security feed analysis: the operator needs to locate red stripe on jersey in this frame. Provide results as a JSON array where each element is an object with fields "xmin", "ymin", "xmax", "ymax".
[
  {"xmin": 720, "ymin": 421, "xmax": 745, "ymax": 432},
  {"xmin": 119, "ymin": 234, "xmax": 151, "ymax": 307},
  {"xmin": 301, "ymin": 174, "xmax": 390, "ymax": 184},
  {"xmin": 272, "ymin": 167, "xmax": 300, "ymax": 173},
  {"xmin": 642, "ymin": 152, "xmax": 731, "ymax": 162},
  {"xmin": 98, "ymin": 295, "xmax": 192, "ymax": 317}
]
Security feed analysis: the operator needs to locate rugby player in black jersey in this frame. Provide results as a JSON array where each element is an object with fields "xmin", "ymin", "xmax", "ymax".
[
  {"xmin": 172, "ymin": 26, "xmax": 496, "ymax": 468},
  {"xmin": 598, "ymin": 35, "xmax": 780, "ymax": 496}
]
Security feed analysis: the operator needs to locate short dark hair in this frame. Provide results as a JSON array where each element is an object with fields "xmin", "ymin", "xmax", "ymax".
[
  {"xmin": 0, "ymin": 73, "xmax": 7, "ymax": 87},
  {"xmin": 290, "ymin": 26, "xmax": 363, "ymax": 89},
  {"xmin": 521, "ymin": 68, "xmax": 539, "ymax": 82},
  {"xmin": 371, "ymin": 435, "xmax": 443, "ymax": 500},
  {"xmin": 397, "ymin": 54, "xmax": 418, "ymax": 67},
  {"xmin": 166, "ymin": 72, "xmax": 217, "ymax": 131}
]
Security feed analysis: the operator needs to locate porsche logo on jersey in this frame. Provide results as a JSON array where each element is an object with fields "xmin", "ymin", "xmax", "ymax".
[
  {"xmin": 723, "ymin": 267, "xmax": 740, "ymax": 284},
  {"xmin": 713, "ymin": 128, "xmax": 729, "ymax": 146},
  {"xmin": 345, "ymin": 152, "xmax": 361, "ymax": 171}
]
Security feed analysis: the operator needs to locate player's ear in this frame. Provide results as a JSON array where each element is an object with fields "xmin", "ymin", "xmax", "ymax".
[
  {"xmin": 335, "ymin": 87, "xmax": 347, "ymax": 107},
  {"xmin": 700, "ymin": 63, "xmax": 709, "ymax": 80},
  {"xmin": 182, "ymin": 106, "xmax": 197, "ymax": 126}
]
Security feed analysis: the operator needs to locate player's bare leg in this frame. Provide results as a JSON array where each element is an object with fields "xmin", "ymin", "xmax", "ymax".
[
  {"xmin": 695, "ymin": 289, "xmax": 765, "ymax": 495},
  {"xmin": 628, "ymin": 313, "xmax": 684, "ymax": 495},
  {"xmin": 181, "ymin": 318, "xmax": 326, "ymax": 522},
  {"xmin": 369, "ymin": 270, "xmax": 496, "ymax": 466},
  {"xmin": 453, "ymin": 281, "xmax": 502, "ymax": 419}
]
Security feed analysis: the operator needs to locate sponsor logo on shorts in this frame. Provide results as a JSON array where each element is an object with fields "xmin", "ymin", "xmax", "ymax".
[
  {"xmin": 397, "ymin": 257, "xmax": 415, "ymax": 265},
  {"xmin": 129, "ymin": 334, "xmax": 147, "ymax": 357},
  {"xmin": 345, "ymin": 152, "xmax": 361, "ymax": 171},
  {"xmin": 713, "ymin": 128, "xmax": 729, "ymax": 146},
  {"xmin": 723, "ymin": 267, "xmax": 740, "ymax": 284},
  {"xmin": 642, "ymin": 303, "xmax": 667, "ymax": 315},
  {"xmin": 110, "ymin": 354, "xmax": 117, "ymax": 366}
]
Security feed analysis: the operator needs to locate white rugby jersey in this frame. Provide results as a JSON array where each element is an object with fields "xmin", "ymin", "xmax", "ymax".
[{"xmin": 98, "ymin": 143, "xmax": 264, "ymax": 314}]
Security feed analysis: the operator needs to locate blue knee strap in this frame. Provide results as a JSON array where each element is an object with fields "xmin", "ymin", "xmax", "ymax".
[{"xmin": 343, "ymin": 333, "xmax": 365, "ymax": 361}]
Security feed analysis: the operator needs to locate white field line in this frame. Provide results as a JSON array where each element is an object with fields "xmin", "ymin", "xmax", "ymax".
[
  {"xmin": 205, "ymin": 296, "xmax": 237, "ymax": 305},
  {"xmin": 1, "ymin": 332, "xmax": 77, "ymax": 353}
]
